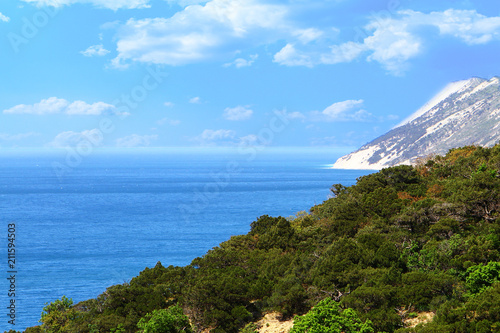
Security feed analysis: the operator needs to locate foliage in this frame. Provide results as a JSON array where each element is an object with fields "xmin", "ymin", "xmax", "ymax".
[
  {"xmin": 466, "ymin": 261, "xmax": 500, "ymax": 294},
  {"xmin": 137, "ymin": 305, "xmax": 193, "ymax": 333},
  {"xmin": 39, "ymin": 296, "xmax": 78, "ymax": 333},
  {"xmin": 290, "ymin": 298, "xmax": 374, "ymax": 333},
  {"xmin": 238, "ymin": 323, "xmax": 258, "ymax": 333}
]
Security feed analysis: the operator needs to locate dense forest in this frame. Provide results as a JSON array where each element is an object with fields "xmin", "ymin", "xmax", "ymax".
[{"xmin": 15, "ymin": 144, "xmax": 500, "ymax": 332}]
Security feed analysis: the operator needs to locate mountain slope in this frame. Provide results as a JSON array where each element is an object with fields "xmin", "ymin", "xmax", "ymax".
[{"xmin": 333, "ymin": 77, "xmax": 500, "ymax": 169}]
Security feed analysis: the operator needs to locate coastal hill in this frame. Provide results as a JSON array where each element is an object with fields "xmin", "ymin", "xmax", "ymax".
[
  {"xmin": 333, "ymin": 77, "xmax": 500, "ymax": 170},
  {"xmin": 21, "ymin": 144, "xmax": 500, "ymax": 333}
]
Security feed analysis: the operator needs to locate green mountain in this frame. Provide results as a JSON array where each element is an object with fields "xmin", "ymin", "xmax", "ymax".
[{"xmin": 18, "ymin": 145, "xmax": 500, "ymax": 333}]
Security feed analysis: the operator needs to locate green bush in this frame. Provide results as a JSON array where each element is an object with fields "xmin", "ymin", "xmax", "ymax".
[
  {"xmin": 137, "ymin": 305, "xmax": 193, "ymax": 333},
  {"xmin": 290, "ymin": 298, "xmax": 374, "ymax": 333},
  {"xmin": 466, "ymin": 261, "xmax": 500, "ymax": 294}
]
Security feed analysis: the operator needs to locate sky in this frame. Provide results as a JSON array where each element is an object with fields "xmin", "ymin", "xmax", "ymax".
[{"xmin": 1, "ymin": 0, "xmax": 500, "ymax": 153}]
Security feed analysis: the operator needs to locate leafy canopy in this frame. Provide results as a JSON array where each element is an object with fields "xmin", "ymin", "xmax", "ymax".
[
  {"xmin": 137, "ymin": 305, "xmax": 193, "ymax": 333},
  {"xmin": 290, "ymin": 298, "xmax": 374, "ymax": 333}
]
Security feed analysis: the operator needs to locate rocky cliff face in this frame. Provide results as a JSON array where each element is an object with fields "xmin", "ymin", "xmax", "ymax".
[{"xmin": 333, "ymin": 77, "xmax": 500, "ymax": 169}]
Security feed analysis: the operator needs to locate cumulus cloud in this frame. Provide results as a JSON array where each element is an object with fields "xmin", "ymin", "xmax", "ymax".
[
  {"xmin": 274, "ymin": 41, "xmax": 366, "ymax": 68},
  {"xmin": 223, "ymin": 54, "xmax": 258, "ymax": 68},
  {"xmin": 20, "ymin": 0, "xmax": 150, "ymax": 10},
  {"xmin": 293, "ymin": 28, "xmax": 325, "ymax": 44},
  {"xmin": 81, "ymin": 44, "xmax": 110, "ymax": 57},
  {"xmin": 3, "ymin": 97, "xmax": 127, "ymax": 116},
  {"xmin": 273, "ymin": 44, "xmax": 314, "ymax": 67},
  {"xmin": 189, "ymin": 97, "xmax": 202, "ymax": 104},
  {"xmin": 223, "ymin": 105, "xmax": 253, "ymax": 121},
  {"xmin": 0, "ymin": 12, "xmax": 10, "ymax": 22},
  {"xmin": 423, "ymin": 9, "xmax": 500, "ymax": 44},
  {"xmin": 192, "ymin": 129, "xmax": 236, "ymax": 145},
  {"xmin": 311, "ymin": 100, "xmax": 373, "ymax": 122},
  {"xmin": 66, "ymin": 101, "xmax": 114, "ymax": 115},
  {"xmin": 48, "ymin": 129, "xmax": 104, "ymax": 148},
  {"xmin": 199, "ymin": 129, "xmax": 235, "ymax": 141},
  {"xmin": 3, "ymin": 97, "xmax": 68, "ymax": 115},
  {"xmin": 116, "ymin": 134, "xmax": 158, "ymax": 147},
  {"xmin": 323, "ymin": 100, "xmax": 364, "ymax": 118},
  {"xmin": 274, "ymin": 9, "xmax": 500, "ymax": 75},
  {"xmin": 111, "ymin": 0, "xmax": 288, "ymax": 67},
  {"xmin": 320, "ymin": 42, "xmax": 367, "ymax": 65}
]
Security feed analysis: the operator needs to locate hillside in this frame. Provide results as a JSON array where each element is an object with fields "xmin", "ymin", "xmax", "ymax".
[
  {"xmin": 19, "ymin": 145, "xmax": 500, "ymax": 333},
  {"xmin": 334, "ymin": 77, "xmax": 500, "ymax": 169}
]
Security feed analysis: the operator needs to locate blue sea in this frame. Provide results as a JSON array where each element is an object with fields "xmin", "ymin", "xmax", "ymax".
[{"xmin": 0, "ymin": 148, "xmax": 372, "ymax": 331}]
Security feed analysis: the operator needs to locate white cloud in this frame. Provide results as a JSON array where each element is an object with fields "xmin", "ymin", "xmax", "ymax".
[
  {"xmin": 164, "ymin": 101, "xmax": 174, "ymax": 107},
  {"xmin": 223, "ymin": 54, "xmax": 258, "ymax": 68},
  {"xmin": 274, "ymin": 9, "xmax": 500, "ymax": 74},
  {"xmin": 3, "ymin": 97, "xmax": 68, "ymax": 115},
  {"xmin": 101, "ymin": 20, "xmax": 121, "ymax": 30},
  {"xmin": 273, "ymin": 43, "xmax": 314, "ymax": 67},
  {"xmin": 66, "ymin": 101, "xmax": 117, "ymax": 115},
  {"xmin": 110, "ymin": 56, "xmax": 130, "ymax": 70},
  {"xmin": 362, "ymin": 14, "xmax": 423, "ymax": 74},
  {"xmin": 111, "ymin": 0, "xmax": 288, "ymax": 67},
  {"xmin": 320, "ymin": 41, "xmax": 366, "ymax": 65},
  {"xmin": 81, "ymin": 44, "xmax": 110, "ymax": 57},
  {"xmin": 287, "ymin": 111, "xmax": 305, "ymax": 120},
  {"xmin": 311, "ymin": 99, "xmax": 373, "ymax": 122},
  {"xmin": 193, "ymin": 129, "xmax": 236, "ymax": 145},
  {"xmin": 189, "ymin": 97, "xmax": 201, "ymax": 104},
  {"xmin": 275, "ymin": 40, "xmax": 366, "ymax": 68},
  {"xmin": 223, "ymin": 105, "xmax": 253, "ymax": 121},
  {"xmin": 0, "ymin": 12, "xmax": 10, "ymax": 22},
  {"xmin": 239, "ymin": 134, "xmax": 258, "ymax": 145},
  {"xmin": 164, "ymin": 0, "xmax": 208, "ymax": 7},
  {"xmin": 324, "ymin": 99, "xmax": 363, "ymax": 117},
  {"xmin": 199, "ymin": 129, "xmax": 235, "ymax": 141},
  {"xmin": 274, "ymin": 109, "xmax": 305, "ymax": 121},
  {"xmin": 48, "ymin": 129, "xmax": 104, "ymax": 148},
  {"xmin": 0, "ymin": 132, "xmax": 39, "ymax": 141},
  {"xmin": 116, "ymin": 134, "xmax": 158, "ymax": 147},
  {"xmin": 293, "ymin": 28, "xmax": 325, "ymax": 44},
  {"xmin": 425, "ymin": 9, "xmax": 500, "ymax": 45},
  {"xmin": 20, "ymin": 0, "xmax": 150, "ymax": 10},
  {"xmin": 360, "ymin": 9, "xmax": 500, "ymax": 73},
  {"xmin": 157, "ymin": 117, "xmax": 180, "ymax": 126},
  {"xmin": 3, "ymin": 97, "xmax": 127, "ymax": 116}
]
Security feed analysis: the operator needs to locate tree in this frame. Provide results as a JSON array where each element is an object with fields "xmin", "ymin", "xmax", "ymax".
[
  {"xmin": 290, "ymin": 298, "xmax": 374, "ymax": 333},
  {"xmin": 137, "ymin": 305, "xmax": 193, "ymax": 333},
  {"xmin": 466, "ymin": 261, "xmax": 500, "ymax": 294},
  {"xmin": 39, "ymin": 296, "xmax": 79, "ymax": 333}
]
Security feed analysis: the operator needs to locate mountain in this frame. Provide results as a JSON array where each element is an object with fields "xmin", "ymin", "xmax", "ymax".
[{"xmin": 333, "ymin": 76, "xmax": 500, "ymax": 169}]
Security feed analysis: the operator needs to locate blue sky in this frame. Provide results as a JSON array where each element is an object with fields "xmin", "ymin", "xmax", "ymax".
[{"xmin": 0, "ymin": 0, "xmax": 500, "ymax": 152}]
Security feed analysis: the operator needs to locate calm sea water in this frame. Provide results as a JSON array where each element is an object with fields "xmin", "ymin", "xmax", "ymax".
[{"xmin": 0, "ymin": 149, "xmax": 372, "ymax": 331}]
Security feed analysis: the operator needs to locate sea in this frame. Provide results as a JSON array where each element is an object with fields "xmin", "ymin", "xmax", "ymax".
[{"xmin": 0, "ymin": 148, "xmax": 373, "ymax": 331}]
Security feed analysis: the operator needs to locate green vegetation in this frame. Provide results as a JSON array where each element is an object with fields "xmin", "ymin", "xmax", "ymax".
[
  {"xmin": 290, "ymin": 298, "xmax": 373, "ymax": 333},
  {"xmin": 137, "ymin": 306, "xmax": 193, "ymax": 333},
  {"xmin": 40, "ymin": 296, "xmax": 78, "ymax": 333},
  {"xmin": 19, "ymin": 144, "xmax": 500, "ymax": 332}
]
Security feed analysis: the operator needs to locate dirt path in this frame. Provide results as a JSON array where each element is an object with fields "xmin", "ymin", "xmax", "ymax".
[{"xmin": 256, "ymin": 312, "xmax": 294, "ymax": 333}]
